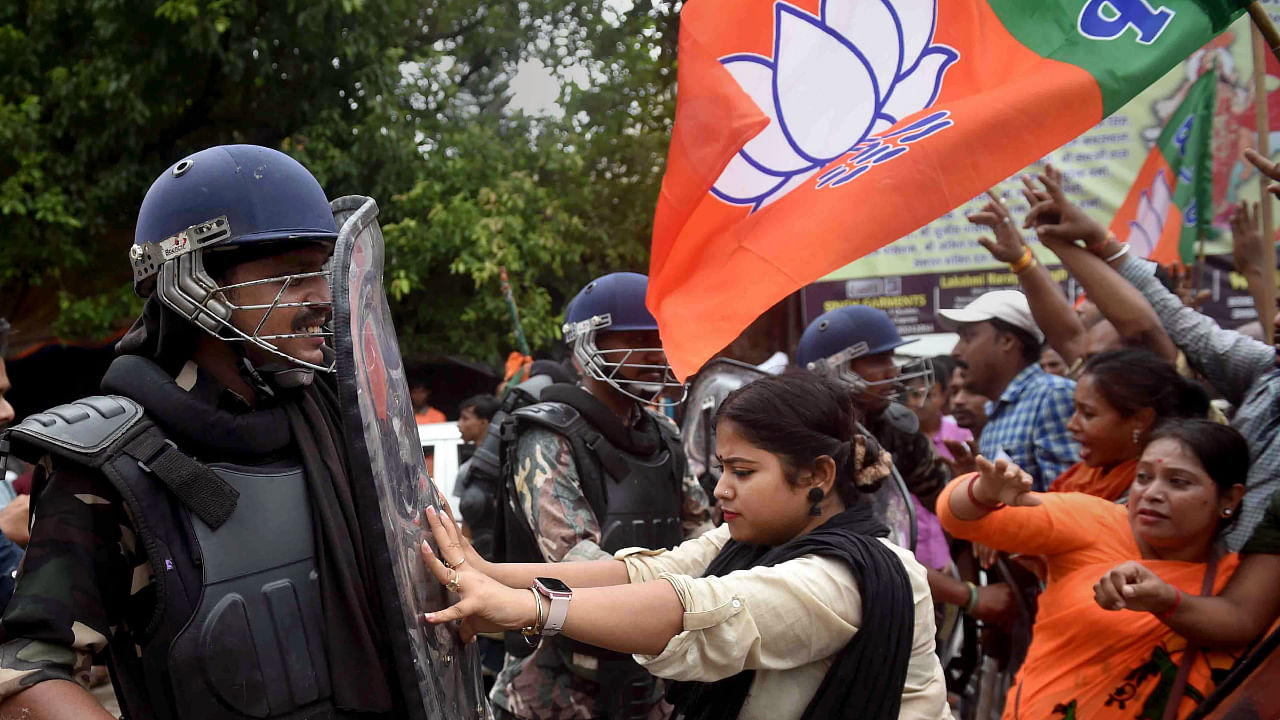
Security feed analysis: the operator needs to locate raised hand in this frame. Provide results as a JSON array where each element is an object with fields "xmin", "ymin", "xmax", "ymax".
[
  {"xmin": 1230, "ymin": 201, "xmax": 1264, "ymax": 276},
  {"xmin": 967, "ymin": 190, "xmax": 1027, "ymax": 264},
  {"xmin": 1092, "ymin": 561, "xmax": 1179, "ymax": 615},
  {"xmin": 1244, "ymin": 148, "xmax": 1280, "ymax": 199},
  {"xmin": 1169, "ymin": 263, "xmax": 1211, "ymax": 310},
  {"xmin": 943, "ymin": 438, "xmax": 979, "ymax": 477},
  {"xmin": 419, "ymin": 506, "xmax": 536, "ymax": 641},
  {"xmin": 972, "ymin": 455, "xmax": 1040, "ymax": 508},
  {"xmin": 1023, "ymin": 165, "xmax": 1109, "ymax": 250}
]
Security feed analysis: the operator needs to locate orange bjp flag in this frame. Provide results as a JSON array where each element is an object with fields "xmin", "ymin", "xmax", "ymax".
[{"xmin": 647, "ymin": 0, "xmax": 1246, "ymax": 380}]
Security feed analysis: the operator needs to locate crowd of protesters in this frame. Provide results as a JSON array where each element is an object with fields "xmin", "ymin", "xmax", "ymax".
[
  {"xmin": 411, "ymin": 150, "xmax": 1280, "ymax": 720},
  {"xmin": 1, "ymin": 144, "xmax": 1280, "ymax": 720}
]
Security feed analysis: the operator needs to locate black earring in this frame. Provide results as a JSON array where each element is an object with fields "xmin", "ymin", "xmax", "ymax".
[{"xmin": 808, "ymin": 487, "xmax": 824, "ymax": 516}]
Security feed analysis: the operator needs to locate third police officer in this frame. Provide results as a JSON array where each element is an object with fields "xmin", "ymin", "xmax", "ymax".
[{"xmin": 491, "ymin": 272, "xmax": 712, "ymax": 720}]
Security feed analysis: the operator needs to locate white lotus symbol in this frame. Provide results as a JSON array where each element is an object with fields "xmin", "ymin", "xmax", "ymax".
[
  {"xmin": 712, "ymin": 0, "xmax": 958, "ymax": 210},
  {"xmin": 1124, "ymin": 169, "xmax": 1173, "ymax": 258}
]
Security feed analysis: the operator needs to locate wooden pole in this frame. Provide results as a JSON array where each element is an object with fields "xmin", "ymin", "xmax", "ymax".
[
  {"xmin": 1252, "ymin": 22, "xmax": 1277, "ymax": 342},
  {"xmin": 1250, "ymin": 2, "xmax": 1280, "ymax": 66}
]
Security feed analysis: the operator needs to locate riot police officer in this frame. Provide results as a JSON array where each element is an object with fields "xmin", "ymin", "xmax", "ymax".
[
  {"xmin": 796, "ymin": 305, "xmax": 948, "ymax": 512},
  {"xmin": 0, "ymin": 145, "xmax": 404, "ymax": 719},
  {"xmin": 491, "ymin": 272, "xmax": 711, "ymax": 720},
  {"xmin": 797, "ymin": 305, "xmax": 1017, "ymax": 625}
]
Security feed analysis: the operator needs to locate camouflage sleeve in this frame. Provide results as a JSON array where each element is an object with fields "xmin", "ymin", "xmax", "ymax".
[
  {"xmin": 680, "ymin": 470, "xmax": 714, "ymax": 539},
  {"xmin": 0, "ymin": 460, "xmax": 144, "ymax": 700},
  {"xmin": 885, "ymin": 427, "xmax": 949, "ymax": 514},
  {"xmin": 512, "ymin": 428, "xmax": 610, "ymax": 563}
]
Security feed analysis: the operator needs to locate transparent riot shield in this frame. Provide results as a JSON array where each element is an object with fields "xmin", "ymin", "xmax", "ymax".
[
  {"xmin": 329, "ymin": 195, "xmax": 486, "ymax": 720},
  {"xmin": 857, "ymin": 420, "xmax": 917, "ymax": 552},
  {"xmin": 681, "ymin": 359, "xmax": 769, "ymax": 499}
]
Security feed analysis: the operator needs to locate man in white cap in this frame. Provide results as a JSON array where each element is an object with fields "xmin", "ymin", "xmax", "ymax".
[{"xmin": 940, "ymin": 290, "xmax": 1078, "ymax": 491}]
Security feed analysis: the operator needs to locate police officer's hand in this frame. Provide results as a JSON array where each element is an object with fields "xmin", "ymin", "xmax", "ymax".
[
  {"xmin": 420, "ymin": 506, "xmax": 532, "ymax": 642},
  {"xmin": 1093, "ymin": 561, "xmax": 1179, "ymax": 615}
]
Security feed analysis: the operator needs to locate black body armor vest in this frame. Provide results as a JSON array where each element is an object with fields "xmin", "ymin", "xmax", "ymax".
[
  {"xmin": 491, "ymin": 387, "xmax": 685, "ymax": 720},
  {"xmin": 4, "ymin": 396, "xmax": 346, "ymax": 720},
  {"xmin": 497, "ymin": 400, "xmax": 684, "ymax": 563}
]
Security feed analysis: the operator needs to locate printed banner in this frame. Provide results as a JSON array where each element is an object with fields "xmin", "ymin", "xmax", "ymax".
[{"xmin": 806, "ymin": 2, "xmax": 1278, "ymax": 336}]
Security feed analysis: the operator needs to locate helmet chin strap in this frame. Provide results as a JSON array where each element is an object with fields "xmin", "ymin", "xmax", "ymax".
[{"xmin": 237, "ymin": 346, "xmax": 325, "ymax": 398}]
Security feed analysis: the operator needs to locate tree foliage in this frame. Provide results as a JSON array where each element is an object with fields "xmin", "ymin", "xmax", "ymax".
[{"xmin": 0, "ymin": 0, "xmax": 680, "ymax": 366}]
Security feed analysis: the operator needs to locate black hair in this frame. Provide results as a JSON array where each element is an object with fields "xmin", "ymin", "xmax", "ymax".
[
  {"xmin": 989, "ymin": 317, "xmax": 1041, "ymax": 364},
  {"xmin": 1143, "ymin": 420, "xmax": 1249, "ymax": 533},
  {"xmin": 0, "ymin": 317, "xmax": 9, "ymax": 357},
  {"xmin": 1081, "ymin": 349, "xmax": 1209, "ymax": 420},
  {"xmin": 715, "ymin": 371, "xmax": 888, "ymax": 505},
  {"xmin": 929, "ymin": 355, "xmax": 958, "ymax": 390},
  {"xmin": 459, "ymin": 394, "xmax": 500, "ymax": 421}
]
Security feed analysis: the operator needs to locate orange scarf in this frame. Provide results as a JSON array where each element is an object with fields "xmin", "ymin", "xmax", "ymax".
[{"xmin": 1048, "ymin": 458, "xmax": 1138, "ymax": 501}]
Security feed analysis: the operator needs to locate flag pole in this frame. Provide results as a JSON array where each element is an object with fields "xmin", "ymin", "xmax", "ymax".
[
  {"xmin": 1250, "ymin": 2, "xmax": 1280, "ymax": 65},
  {"xmin": 1253, "ymin": 22, "xmax": 1278, "ymax": 342},
  {"xmin": 499, "ymin": 266, "xmax": 532, "ymax": 357}
]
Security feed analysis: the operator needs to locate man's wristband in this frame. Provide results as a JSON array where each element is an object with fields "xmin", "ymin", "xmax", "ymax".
[
  {"xmin": 964, "ymin": 582, "xmax": 980, "ymax": 614},
  {"xmin": 1085, "ymin": 230, "xmax": 1116, "ymax": 252},
  {"xmin": 1008, "ymin": 246, "xmax": 1035, "ymax": 274}
]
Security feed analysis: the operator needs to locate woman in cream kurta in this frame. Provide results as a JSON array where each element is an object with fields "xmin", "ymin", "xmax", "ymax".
[
  {"xmin": 617, "ymin": 524, "xmax": 947, "ymax": 720},
  {"xmin": 419, "ymin": 373, "xmax": 951, "ymax": 720}
]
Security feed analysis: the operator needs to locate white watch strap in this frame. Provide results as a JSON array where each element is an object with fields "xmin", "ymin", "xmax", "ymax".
[{"xmin": 542, "ymin": 594, "xmax": 570, "ymax": 636}]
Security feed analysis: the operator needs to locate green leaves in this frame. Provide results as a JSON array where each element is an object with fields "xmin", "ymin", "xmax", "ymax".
[{"xmin": 1, "ymin": 0, "xmax": 680, "ymax": 367}]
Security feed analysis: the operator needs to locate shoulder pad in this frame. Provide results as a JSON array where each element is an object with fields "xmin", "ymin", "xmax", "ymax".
[
  {"xmin": 4, "ymin": 396, "xmax": 145, "ymax": 466},
  {"xmin": 881, "ymin": 402, "xmax": 921, "ymax": 435},
  {"xmin": 509, "ymin": 401, "xmax": 582, "ymax": 433}
]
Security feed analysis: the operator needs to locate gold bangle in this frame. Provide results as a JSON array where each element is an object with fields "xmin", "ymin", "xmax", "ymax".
[
  {"xmin": 521, "ymin": 587, "xmax": 543, "ymax": 641},
  {"xmin": 1008, "ymin": 246, "xmax": 1034, "ymax": 273}
]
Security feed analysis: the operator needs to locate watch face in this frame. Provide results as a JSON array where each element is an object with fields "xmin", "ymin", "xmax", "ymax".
[{"xmin": 536, "ymin": 577, "xmax": 572, "ymax": 594}]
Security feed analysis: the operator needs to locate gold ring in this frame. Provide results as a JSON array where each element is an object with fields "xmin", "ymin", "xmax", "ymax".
[
  {"xmin": 446, "ymin": 569, "xmax": 461, "ymax": 593},
  {"xmin": 442, "ymin": 557, "xmax": 468, "ymax": 570}
]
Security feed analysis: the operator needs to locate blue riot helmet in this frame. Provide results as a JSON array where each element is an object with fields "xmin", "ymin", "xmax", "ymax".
[
  {"xmin": 130, "ymin": 145, "xmax": 338, "ymax": 372},
  {"xmin": 562, "ymin": 272, "xmax": 686, "ymax": 406},
  {"xmin": 796, "ymin": 305, "xmax": 932, "ymax": 405}
]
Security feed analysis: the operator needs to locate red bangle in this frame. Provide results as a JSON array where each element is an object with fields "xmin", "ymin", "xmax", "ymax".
[
  {"xmin": 1156, "ymin": 587, "xmax": 1183, "ymax": 622},
  {"xmin": 966, "ymin": 477, "xmax": 1005, "ymax": 511}
]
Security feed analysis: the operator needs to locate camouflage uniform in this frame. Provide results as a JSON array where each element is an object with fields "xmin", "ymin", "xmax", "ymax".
[
  {"xmin": 491, "ymin": 413, "xmax": 711, "ymax": 720},
  {"xmin": 0, "ymin": 374, "xmax": 242, "ymax": 703},
  {"xmin": 865, "ymin": 411, "xmax": 950, "ymax": 514},
  {"xmin": 0, "ymin": 459, "xmax": 150, "ymax": 700}
]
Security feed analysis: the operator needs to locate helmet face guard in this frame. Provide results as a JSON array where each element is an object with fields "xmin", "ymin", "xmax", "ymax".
[
  {"xmin": 563, "ymin": 314, "xmax": 688, "ymax": 407},
  {"xmin": 134, "ymin": 215, "xmax": 335, "ymax": 373},
  {"xmin": 806, "ymin": 342, "xmax": 934, "ymax": 408}
]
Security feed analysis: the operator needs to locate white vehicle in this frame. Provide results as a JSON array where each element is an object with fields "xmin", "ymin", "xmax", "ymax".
[{"xmin": 417, "ymin": 421, "xmax": 466, "ymax": 501}]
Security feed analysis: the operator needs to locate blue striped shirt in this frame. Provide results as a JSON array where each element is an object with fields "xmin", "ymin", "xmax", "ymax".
[{"xmin": 979, "ymin": 364, "xmax": 1079, "ymax": 491}]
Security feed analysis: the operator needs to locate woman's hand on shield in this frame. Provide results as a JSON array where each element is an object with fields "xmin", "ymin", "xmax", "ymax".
[
  {"xmin": 429, "ymin": 491, "xmax": 491, "ymax": 576},
  {"xmin": 419, "ymin": 506, "xmax": 537, "ymax": 642}
]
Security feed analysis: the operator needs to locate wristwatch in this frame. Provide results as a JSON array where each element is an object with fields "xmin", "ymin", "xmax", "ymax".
[{"xmin": 533, "ymin": 577, "xmax": 573, "ymax": 636}]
